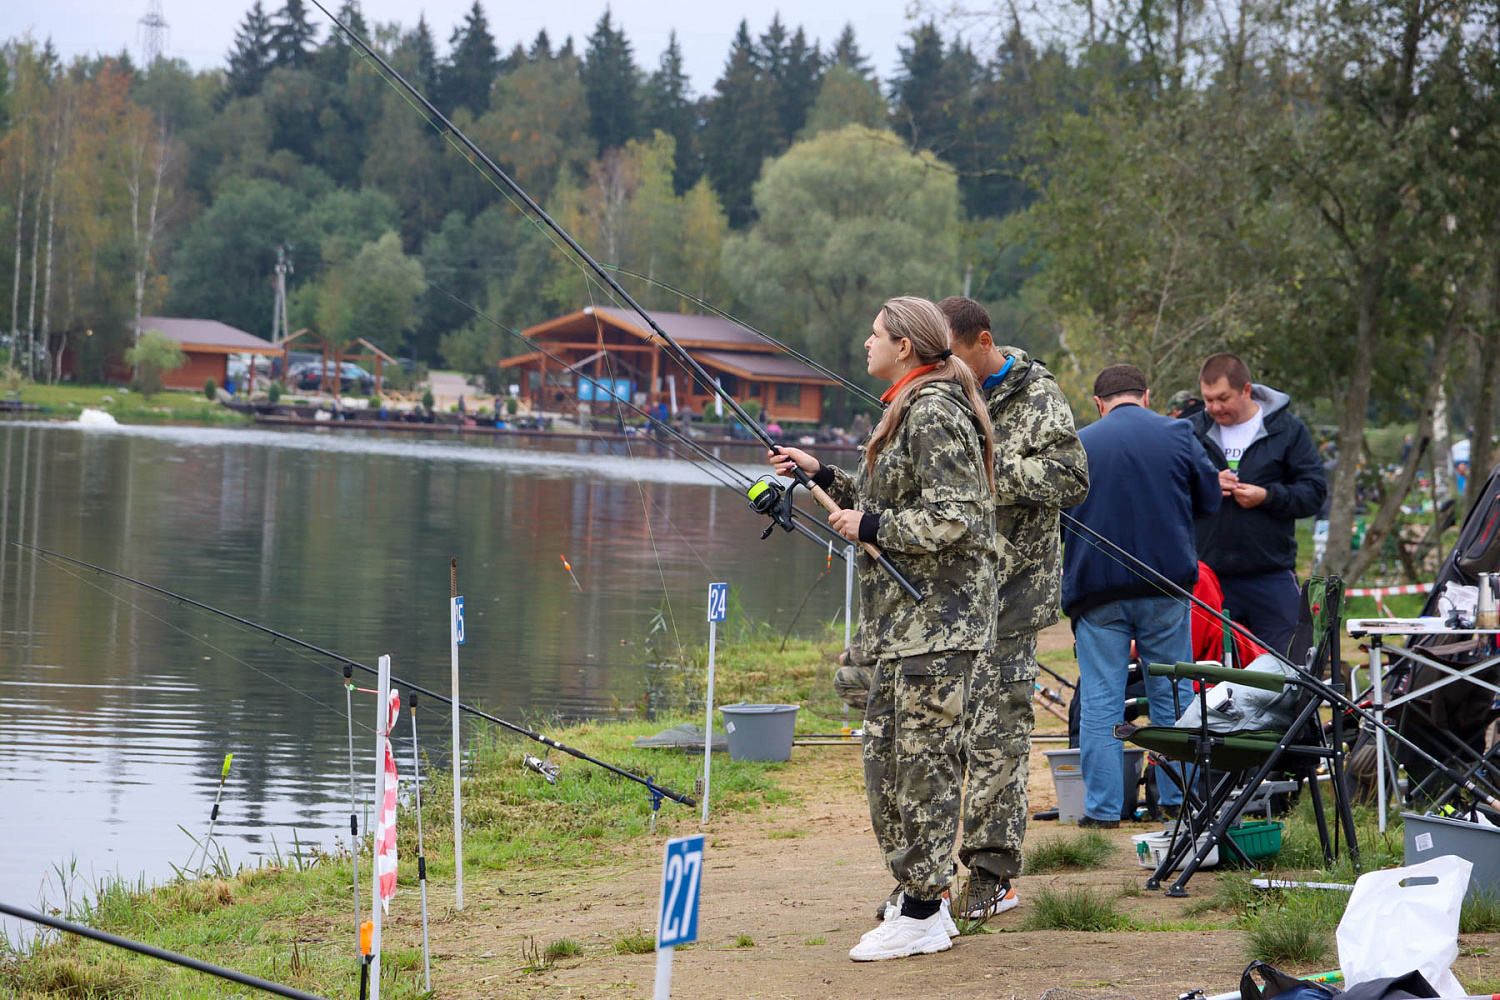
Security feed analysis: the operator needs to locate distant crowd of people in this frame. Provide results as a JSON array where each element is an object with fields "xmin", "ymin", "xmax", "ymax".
[{"xmin": 769, "ymin": 294, "xmax": 1327, "ymax": 962}]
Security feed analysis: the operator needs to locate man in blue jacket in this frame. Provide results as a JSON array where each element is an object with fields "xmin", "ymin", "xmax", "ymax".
[
  {"xmin": 1191, "ymin": 353, "xmax": 1327, "ymax": 657},
  {"xmin": 1063, "ymin": 365, "xmax": 1221, "ymax": 826}
]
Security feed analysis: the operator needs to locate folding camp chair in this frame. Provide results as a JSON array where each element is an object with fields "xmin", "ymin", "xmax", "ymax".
[{"xmin": 1117, "ymin": 578, "xmax": 1361, "ymax": 896}]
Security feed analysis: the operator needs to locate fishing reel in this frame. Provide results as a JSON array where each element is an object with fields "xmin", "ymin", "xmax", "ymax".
[
  {"xmin": 747, "ymin": 475, "xmax": 797, "ymax": 539},
  {"xmin": 522, "ymin": 753, "xmax": 560, "ymax": 785}
]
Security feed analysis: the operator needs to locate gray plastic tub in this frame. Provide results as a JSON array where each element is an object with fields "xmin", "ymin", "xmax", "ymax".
[
  {"xmin": 1402, "ymin": 812, "xmax": 1500, "ymax": 899},
  {"xmin": 720, "ymin": 703, "xmax": 799, "ymax": 762},
  {"xmin": 1044, "ymin": 747, "xmax": 1145, "ymax": 823}
]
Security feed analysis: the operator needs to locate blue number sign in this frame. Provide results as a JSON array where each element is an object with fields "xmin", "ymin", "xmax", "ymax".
[
  {"xmin": 453, "ymin": 596, "xmax": 465, "ymax": 645},
  {"xmin": 707, "ymin": 583, "xmax": 728, "ymax": 623},
  {"xmin": 656, "ymin": 834, "xmax": 704, "ymax": 948}
]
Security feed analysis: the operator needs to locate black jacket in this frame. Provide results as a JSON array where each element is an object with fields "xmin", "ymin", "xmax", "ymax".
[
  {"xmin": 1062, "ymin": 403, "xmax": 1220, "ymax": 618},
  {"xmin": 1190, "ymin": 384, "xmax": 1326, "ymax": 576}
]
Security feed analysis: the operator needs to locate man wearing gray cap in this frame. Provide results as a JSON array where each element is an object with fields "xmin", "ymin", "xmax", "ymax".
[{"xmin": 1061, "ymin": 365, "xmax": 1221, "ymax": 826}]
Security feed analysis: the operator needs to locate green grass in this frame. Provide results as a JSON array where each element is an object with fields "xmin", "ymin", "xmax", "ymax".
[
  {"xmin": 1021, "ymin": 886, "xmax": 1130, "ymax": 932},
  {"xmin": 734, "ymin": 934, "xmax": 755, "ymax": 948},
  {"xmin": 17, "ymin": 382, "xmax": 251, "ymax": 426},
  {"xmin": 544, "ymin": 938, "xmax": 584, "ymax": 961},
  {"xmin": 1021, "ymin": 831, "xmax": 1116, "ymax": 874},
  {"xmin": 802, "ymin": 936, "xmax": 825, "ymax": 946},
  {"xmin": 1461, "ymin": 891, "xmax": 1500, "ymax": 934},
  {"xmin": 1242, "ymin": 896, "xmax": 1338, "ymax": 966},
  {"xmin": 613, "ymin": 930, "xmax": 655, "ymax": 955}
]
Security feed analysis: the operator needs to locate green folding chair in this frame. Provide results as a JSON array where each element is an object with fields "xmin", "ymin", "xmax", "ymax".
[{"xmin": 1117, "ymin": 579, "xmax": 1361, "ymax": 895}]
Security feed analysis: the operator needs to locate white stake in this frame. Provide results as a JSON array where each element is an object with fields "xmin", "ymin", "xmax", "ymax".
[
  {"xmin": 369, "ymin": 655, "xmax": 391, "ymax": 1000},
  {"xmin": 343, "ymin": 664, "xmax": 361, "ymax": 943},
  {"xmin": 703, "ymin": 583, "xmax": 727, "ymax": 824},
  {"xmin": 409, "ymin": 694, "xmax": 432, "ymax": 991},
  {"xmin": 450, "ymin": 558, "xmax": 465, "ymax": 909}
]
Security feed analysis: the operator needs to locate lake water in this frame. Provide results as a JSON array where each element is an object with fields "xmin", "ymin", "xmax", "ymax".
[{"xmin": 0, "ymin": 418, "xmax": 849, "ymax": 934}]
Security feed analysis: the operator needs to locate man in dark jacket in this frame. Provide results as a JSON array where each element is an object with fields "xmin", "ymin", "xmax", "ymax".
[
  {"xmin": 1063, "ymin": 365, "xmax": 1221, "ymax": 826},
  {"xmin": 1192, "ymin": 353, "xmax": 1327, "ymax": 656}
]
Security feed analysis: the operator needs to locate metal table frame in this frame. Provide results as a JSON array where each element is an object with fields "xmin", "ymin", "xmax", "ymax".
[{"xmin": 1345, "ymin": 618, "xmax": 1500, "ymax": 831}]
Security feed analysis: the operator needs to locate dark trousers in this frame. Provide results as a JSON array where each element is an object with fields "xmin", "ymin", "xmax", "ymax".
[{"xmin": 1217, "ymin": 569, "xmax": 1301, "ymax": 657}]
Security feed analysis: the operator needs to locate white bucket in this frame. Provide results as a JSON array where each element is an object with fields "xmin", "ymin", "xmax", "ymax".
[{"xmin": 1132, "ymin": 829, "xmax": 1219, "ymax": 871}]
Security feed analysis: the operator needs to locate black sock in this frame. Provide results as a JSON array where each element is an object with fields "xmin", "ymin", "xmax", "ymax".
[{"xmin": 900, "ymin": 895, "xmax": 942, "ymax": 919}]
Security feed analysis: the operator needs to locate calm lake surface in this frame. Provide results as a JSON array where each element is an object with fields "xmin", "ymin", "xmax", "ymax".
[{"xmin": 0, "ymin": 418, "xmax": 848, "ymax": 930}]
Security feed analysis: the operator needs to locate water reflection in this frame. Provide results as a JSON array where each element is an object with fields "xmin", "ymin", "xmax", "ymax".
[{"xmin": 0, "ymin": 420, "xmax": 844, "ymax": 931}]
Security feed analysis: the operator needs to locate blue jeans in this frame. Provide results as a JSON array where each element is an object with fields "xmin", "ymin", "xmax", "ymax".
[{"xmin": 1074, "ymin": 596, "xmax": 1194, "ymax": 820}]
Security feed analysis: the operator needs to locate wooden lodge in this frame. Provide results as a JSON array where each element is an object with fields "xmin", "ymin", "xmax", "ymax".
[
  {"xmin": 498, "ymin": 307, "xmax": 837, "ymax": 424},
  {"xmin": 137, "ymin": 316, "xmax": 282, "ymax": 390}
]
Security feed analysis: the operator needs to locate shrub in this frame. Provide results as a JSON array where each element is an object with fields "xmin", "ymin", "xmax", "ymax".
[
  {"xmin": 204, "ymin": 378, "xmax": 217, "ymax": 400},
  {"xmin": 422, "ymin": 388, "xmax": 435, "ymax": 411},
  {"xmin": 268, "ymin": 382, "xmax": 282, "ymax": 404},
  {"xmin": 124, "ymin": 330, "xmax": 186, "ymax": 399},
  {"xmin": 506, "ymin": 396, "xmax": 518, "ymax": 415}
]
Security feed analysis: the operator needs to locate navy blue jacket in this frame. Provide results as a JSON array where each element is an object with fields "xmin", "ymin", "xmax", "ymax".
[
  {"xmin": 1189, "ymin": 385, "xmax": 1327, "ymax": 576},
  {"xmin": 1062, "ymin": 403, "xmax": 1221, "ymax": 618}
]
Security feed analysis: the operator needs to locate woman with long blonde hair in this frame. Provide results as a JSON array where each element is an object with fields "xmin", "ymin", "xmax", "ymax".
[{"xmin": 768, "ymin": 295, "xmax": 998, "ymax": 961}]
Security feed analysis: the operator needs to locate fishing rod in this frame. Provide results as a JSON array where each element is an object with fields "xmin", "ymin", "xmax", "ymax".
[
  {"xmin": 19, "ymin": 542, "xmax": 697, "ymax": 808},
  {"xmin": 399, "ymin": 253, "xmax": 859, "ymax": 562},
  {"xmin": 309, "ymin": 0, "xmax": 920, "ymax": 603},
  {"xmin": 1055, "ymin": 517, "xmax": 1500, "ymax": 809}
]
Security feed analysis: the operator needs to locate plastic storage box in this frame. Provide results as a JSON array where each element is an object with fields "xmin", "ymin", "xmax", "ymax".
[
  {"xmin": 1044, "ymin": 747, "xmax": 1144, "ymax": 823},
  {"xmin": 1224, "ymin": 820, "xmax": 1284, "ymax": 865},
  {"xmin": 1402, "ymin": 812, "xmax": 1500, "ymax": 899}
]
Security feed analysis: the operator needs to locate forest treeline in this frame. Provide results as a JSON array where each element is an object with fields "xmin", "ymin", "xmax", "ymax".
[{"xmin": 3, "ymin": 0, "xmax": 1500, "ymax": 579}]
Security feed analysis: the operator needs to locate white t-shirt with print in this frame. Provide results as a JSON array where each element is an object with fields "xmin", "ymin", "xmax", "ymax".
[{"xmin": 1219, "ymin": 407, "xmax": 1263, "ymax": 472}]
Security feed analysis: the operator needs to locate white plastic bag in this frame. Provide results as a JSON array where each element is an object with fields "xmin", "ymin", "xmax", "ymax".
[{"xmin": 1336, "ymin": 854, "xmax": 1472, "ymax": 997}]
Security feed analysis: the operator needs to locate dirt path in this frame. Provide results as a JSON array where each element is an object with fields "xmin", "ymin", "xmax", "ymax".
[{"xmin": 373, "ymin": 628, "xmax": 1496, "ymax": 1000}]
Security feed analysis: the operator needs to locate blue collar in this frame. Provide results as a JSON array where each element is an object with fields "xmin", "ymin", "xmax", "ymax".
[{"xmin": 983, "ymin": 354, "xmax": 1017, "ymax": 392}]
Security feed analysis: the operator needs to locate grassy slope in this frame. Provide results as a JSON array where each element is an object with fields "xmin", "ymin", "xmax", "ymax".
[{"xmin": 15, "ymin": 383, "xmax": 249, "ymax": 426}]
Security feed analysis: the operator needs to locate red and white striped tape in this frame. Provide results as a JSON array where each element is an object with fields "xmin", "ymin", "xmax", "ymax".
[
  {"xmin": 375, "ymin": 688, "xmax": 401, "ymax": 913},
  {"xmin": 1346, "ymin": 583, "xmax": 1430, "ymax": 598}
]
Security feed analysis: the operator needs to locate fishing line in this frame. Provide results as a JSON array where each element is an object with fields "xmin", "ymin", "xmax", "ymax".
[
  {"xmin": 23, "ymin": 543, "xmax": 697, "ymax": 806},
  {"xmin": 365, "ymin": 242, "xmax": 857, "ymax": 561},
  {"xmin": 311, "ymin": 0, "xmax": 920, "ymax": 602},
  {"xmin": 34, "ymin": 551, "xmax": 367, "ymax": 731}
]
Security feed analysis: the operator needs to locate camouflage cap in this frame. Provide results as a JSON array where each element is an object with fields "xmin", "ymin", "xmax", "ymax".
[{"xmin": 1167, "ymin": 389, "xmax": 1199, "ymax": 412}]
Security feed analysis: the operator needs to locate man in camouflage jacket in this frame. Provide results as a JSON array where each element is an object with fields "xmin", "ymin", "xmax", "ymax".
[
  {"xmin": 940, "ymin": 296, "xmax": 1089, "ymax": 915},
  {"xmin": 778, "ymin": 377, "xmax": 998, "ymax": 919}
]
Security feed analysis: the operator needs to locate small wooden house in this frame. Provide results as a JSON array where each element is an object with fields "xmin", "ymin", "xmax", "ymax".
[{"xmin": 137, "ymin": 316, "xmax": 282, "ymax": 391}]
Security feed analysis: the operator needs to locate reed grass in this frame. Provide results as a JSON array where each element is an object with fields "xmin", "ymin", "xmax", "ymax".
[{"xmin": 1021, "ymin": 886, "xmax": 1129, "ymax": 932}]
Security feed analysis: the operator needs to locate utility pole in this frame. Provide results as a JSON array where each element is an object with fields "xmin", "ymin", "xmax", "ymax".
[{"xmin": 138, "ymin": 0, "xmax": 169, "ymax": 66}]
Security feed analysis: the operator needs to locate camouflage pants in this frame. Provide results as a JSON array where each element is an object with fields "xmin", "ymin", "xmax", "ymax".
[
  {"xmin": 863, "ymin": 635, "xmax": 1037, "ymax": 896},
  {"xmin": 863, "ymin": 649, "xmax": 972, "ymax": 902},
  {"xmin": 959, "ymin": 632, "xmax": 1037, "ymax": 881}
]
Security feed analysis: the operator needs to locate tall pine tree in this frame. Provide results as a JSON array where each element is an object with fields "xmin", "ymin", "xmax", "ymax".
[
  {"xmin": 779, "ymin": 27, "xmax": 821, "ymax": 141},
  {"xmin": 581, "ymin": 10, "xmax": 641, "ymax": 153},
  {"xmin": 643, "ymin": 32, "xmax": 699, "ymax": 193},
  {"xmin": 890, "ymin": 22, "xmax": 975, "ymax": 158},
  {"xmin": 270, "ymin": 0, "xmax": 317, "ymax": 70},
  {"xmin": 400, "ymin": 15, "xmax": 438, "ymax": 91},
  {"xmin": 313, "ymin": 0, "xmax": 365, "ymax": 83},
  {"xmin": 830, "ymin": 24, "xmax": 871, "ymax": 77},
  {"xmin": 703, "ymin": 21, "xmax": 780, "ymax": 228},
  {"xmin": 225, "ymin": 2, "xmax": 275, "ymax": 98},
  {"xmin": 438, "ymin": 2, "xmax": 498, "ymax": 116}
]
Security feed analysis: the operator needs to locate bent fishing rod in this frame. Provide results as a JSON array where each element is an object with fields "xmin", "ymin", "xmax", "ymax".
[
  {"xmin": 309, "ymin": 0, "xmax": 919, "ymax": 603},
  {"xmin": 19, "ymin": 542, "xmax": 697, "ymax": 808}
]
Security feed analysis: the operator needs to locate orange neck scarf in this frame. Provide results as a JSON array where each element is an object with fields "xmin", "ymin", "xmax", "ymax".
[{"xmin": 879, "ymin": 363, "xmax": 940, "ymax": 406}]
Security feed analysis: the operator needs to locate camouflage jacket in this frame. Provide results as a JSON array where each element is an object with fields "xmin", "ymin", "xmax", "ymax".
[
  {"xmin": 823, "ymin": 380, "xmax": 998, "ymax": 657},
  {"xmin": 987, "ymin": 349, "xmax": 1090, "ymax": 635}
]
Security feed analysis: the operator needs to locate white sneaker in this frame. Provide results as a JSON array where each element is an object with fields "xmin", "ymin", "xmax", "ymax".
[
  {"xmin": 849, "ymin": 911, "xmax": 952, "ymax": 961},
  {"xmin": 867, "ymin": 894, "xmax": 959, "ymax": 940}
]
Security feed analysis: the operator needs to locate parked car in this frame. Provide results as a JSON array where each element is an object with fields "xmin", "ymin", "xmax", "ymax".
[{"xmin": 287, "ymin": 360, "xmax": 374, "ymax": 394}]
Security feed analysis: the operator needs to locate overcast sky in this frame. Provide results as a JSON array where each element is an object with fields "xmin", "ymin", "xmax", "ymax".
[{"xmin": 4, "ymin": 0, "xmax": 936, "ymax": 96}]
